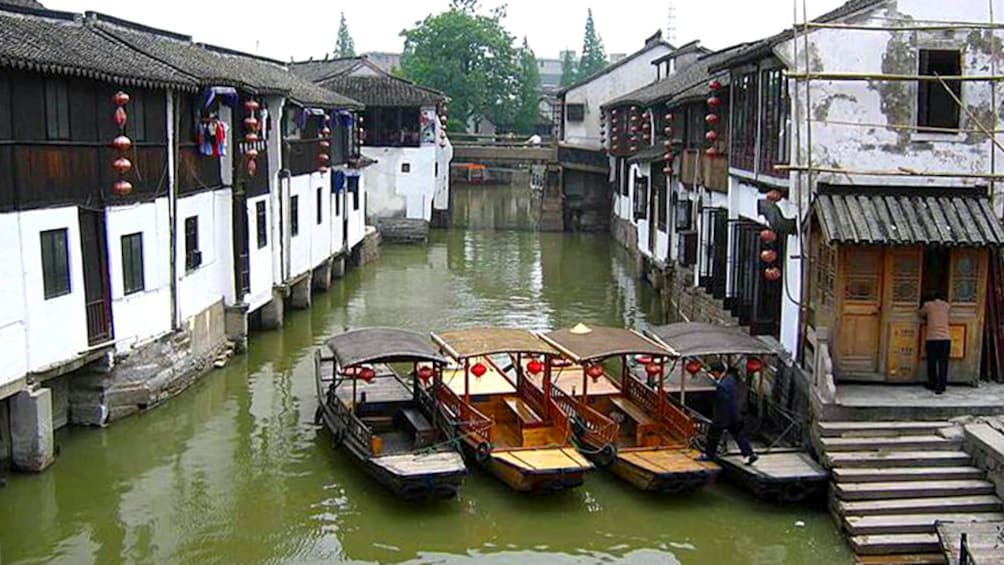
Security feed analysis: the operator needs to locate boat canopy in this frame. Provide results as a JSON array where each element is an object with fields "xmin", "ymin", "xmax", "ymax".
[
  {"xmin": 541, "ymin": 325, "xmax": 672, "ymax": 362},
  {"xmin": 644, "ymin": 323, "xmax": 775, "ymax": 357},
  {"xmin": 325, "ymin": 328, "xmax": 447, "ymax": 367},
  {"xmin": 431, "ymin": 328, "xmax": 559, "ymax": 359}
]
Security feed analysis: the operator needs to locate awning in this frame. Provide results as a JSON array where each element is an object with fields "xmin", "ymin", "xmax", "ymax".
[
  {"xmin": 644, "ymin": 323, "xmax": 775, "ymax": 357},
  {"xmin": 326, "ymin": 328, "xmax": 446, "ymax": 367},
  {"xmin": 431, "ymin": 328, "xmax": 558, "ymax": 359},
  {"xmin": 540, "ymin": 325, "xmax": 672, "ymax": 362},
  {"xmin": 815, "ymin": 193, "xmax": 1004, "ymax": 246}
]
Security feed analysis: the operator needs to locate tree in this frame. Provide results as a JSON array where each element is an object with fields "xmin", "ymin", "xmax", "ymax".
[
  {"xmin": 400, "ymin": 1, "xmax": 520, "ymax": 130},
  {"xmin": 513, "ymin": 37, "xmax": 541, "ymax": 134},
  {"xmin": 335, "ymin": 12, "xmax": 355, "ymax": 58},
  {"xmin": 559, "ymin": 50, "xmax": 578, "ymax": 87},
  {"xmin": 578, "ymin": 8, "xmax": 607, "ymax": 80}
]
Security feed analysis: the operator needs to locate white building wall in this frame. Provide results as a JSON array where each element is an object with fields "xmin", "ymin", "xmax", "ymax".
[
  {"xmin": 288, "ymin": 173, "xmax": 316, "ymax": 279},
  {"xmin": 562, "ymin": 43, "xmax": 673, "ymax": 150},
  {"xmin": 362, "ymin": 145, "xmax": 437, "ymax": 221},
  {"xmin": 630, "ymin": 164, "xmax": 652, "ymax": 258},
  {"xmin": 308, "ymin": 174, "xmax": 332, "ymax": 270},
  {"xmin": 105, "ymin": 200, "xmax": 172, "ymax": 353},
  {"xmin": 176, "ymin": 190, "xmax": 233, "ymax": 323},
  {"xmin": 18, "ymin": 206, "xmax": 89, "ymax": 372},
  {"xmin": 0, "ymin": 213, "xmax": 28, "ymax": 390},
  {"xmin": 346, "ymin": 172, "xmax": 367, "ymax": 249},
  {"xmin": 433, "ymin": 138, "xmax": 453, "ymax": 212},
  {"xmin": 246, "ymin": 193, "xmax": 274, "ymax": 312}
]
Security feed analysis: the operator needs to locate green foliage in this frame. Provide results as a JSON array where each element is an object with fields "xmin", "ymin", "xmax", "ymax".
[
  {"xmin": 400, "ymin": 1, "xmax": 520, "ymax": 130},
  {"xmin": 559, "ymin": 50, "xmax": 578, "ymax": 87},
  {"xmin": 513, "ymin": 37, "xmax": 541, "ymax": 134},
  {"xmin": 578, "ymin": 8, "xmax": 607, "ymax": 80},
  {"xmin": 335, "ymin": 12, "xmax": 355, "ymax": 58}
]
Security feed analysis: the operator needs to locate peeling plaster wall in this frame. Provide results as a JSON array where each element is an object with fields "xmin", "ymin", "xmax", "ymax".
[{"xmin": 777, "ymin": 0, "xmax": 1004, "ymax": 197}]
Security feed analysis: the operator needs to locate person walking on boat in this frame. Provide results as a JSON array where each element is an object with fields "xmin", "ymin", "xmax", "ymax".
[
  {"xmin": 700, "ymin": 362, "xmax": 758, "ymax": 465},
  {"xmin": 920, "ymin": 291, "xmax": 952, "ymax": 395}
]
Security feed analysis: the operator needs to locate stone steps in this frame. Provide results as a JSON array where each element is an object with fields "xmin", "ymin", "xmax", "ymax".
[
  {"xmin": 836, "ymin": 479, "xmax": 997, "ymax": 501},
  {"xmin": 844, "ymin": 513, "xmax": 1004, "ymax": 535},
  {"xmin": 838, "ymin": 495, "xmax": 1004, "ymax": 517},
  {"xmin": 833, "ymin": 466, "xmax": 986, "ymax": 483},
  {"xmin": 849, "ymin": 534, "xmax": 942, "ymax": 556},
  {"xmin": 820, "ymin": 435, "xmax": 960, "ymax": 452},
  {"xmin": 818, "ymin": 421, "xmax": 953, "ymax": 438},
  {"xmin": 828, "ymin": 450, "xmax": 973, "ymax": 468},
  {"xmin": 855, "ymin": 554, "xmax": 946, "ymax": 565}
]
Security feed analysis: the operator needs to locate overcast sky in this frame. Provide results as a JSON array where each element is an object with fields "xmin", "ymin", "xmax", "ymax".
[{"xmin": 45, "ymin": 0, "xmax": 848, "ymax": 62}]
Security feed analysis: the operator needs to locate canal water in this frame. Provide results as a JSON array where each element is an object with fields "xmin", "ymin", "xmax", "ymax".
[{"xmin": 0, "ymin": 231, "xmax": 852, "ymax": 565}]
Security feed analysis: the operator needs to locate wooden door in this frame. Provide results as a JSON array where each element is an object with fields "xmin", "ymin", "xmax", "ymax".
[
  {"xmin": 79, "ymin": 209, "xmax": 113, "ymax": 345},
  {"xmin": 882, "ymin": 247, "xmax": 923, "ymax": 382},
  {"xmin": 836, "ymin": 247, "xmax": 883, "ymax": 375}
]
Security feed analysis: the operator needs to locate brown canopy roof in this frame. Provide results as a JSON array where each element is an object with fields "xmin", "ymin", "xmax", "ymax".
[
  {"xmin": 325, "ymin": 328, "xmax": 446, "ymax": 367},
  {"xmin": 645, "ymin": 323, "xmax": 774, "ymax": 357},
  {"xmin": 540, "ymin": 325, "xmax": 672, "ymax": 362},
  {"xmin": 431, "ymin": 328, "xmax": 558, "ymax": 359}
]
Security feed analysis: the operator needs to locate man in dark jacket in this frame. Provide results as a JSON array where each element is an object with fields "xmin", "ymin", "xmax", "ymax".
[{"xmin": 700, "ymin": 361, "xmax": 758, "ymax": 465}]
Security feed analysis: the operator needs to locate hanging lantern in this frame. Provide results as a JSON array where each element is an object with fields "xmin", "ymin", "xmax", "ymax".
[
  {"xmin": 527, "ymin": 359, "xmax": 544, "ymax": 375},
  {"xmin": 112, "ymin": 180, "xmax": 133, "ymax": 196},
  {"xmin": 685, "ymin": 360, "xmax": 702, "ymax": 375},
  {"xmin": 112, "ymin": 157, "xmax": 132, "ymax": 174},
  {"xmin": 471, "ymin": 362, "xmax": 488, "ymax": 378},
  {"xmin": 760, "ymin": 249, "xmax": 778, "ymax": 264},
  {"xmin": 766, "ymin": 189, "xmax": 784, "ymax": 202},
  {"xmin": 663, "ymin": 152, "xmax": 674, "ymax": 161},
  {"xmin": 417, "ymin": 366, "xmax": 435, "ymax": 384},
  {"xmin": 112, "ymin": 135, "xmax": 132, "ymax": 152},
  {"xmin": 709, "ymin": 79, "xmax": 723, "ymax": 91},
  {"xmin": 707, "ymin": 96, "xmax": 721, "ymax": 108},
  {"xmin": 629, "ymin": 145, "xmax": 638, "ymax": 152},
  {"xmin": 318, "ymin": 153, "xmax": 330, "ymax": 164},
  {"xmin": 318, "ymin": 126, "xmax": 330, "ymax": 137},
  {"xmin": 247, "ymin": 158, "xmax": 257, "ymax": 177},
  {"xmin": 114, "ymin": 107, "xmax": 127, "ymax": 128},
  {"xmin": 645, "ymin": 363, "xmax": 663, "ymax": 378},
  {"xmin": 705, "ymin": 130, "xmax": 719, "ymax": 142},
  {"xmin": 318, "ymin": 165, "xmax": 329, "ymax": 174},
  {"xmin": 244, "ymin": 117, "xmax": 259, "ymax": 131},
  {"xmin": 705, "ymin": 147, "xmax": 720, "ymax": 157},
  {"xmin": 112, "ymin": 91, "xmax": 130, "ymax": 106},
  {"xmin": 746, "ymin": 357, "xmax": 764, "ymax": 374},
  {"xmin": 664, "ymin": 113, "xmax": 673, "ymax": 122},
  {"xmin": 663, "ymin": 140, "xmax": 673, "ymax": 149},
  {"xmin": 244, "ymin": 100, "xmax": 260, "ymax": 112},
  {"xmin": 319, "ymin": 140, "xmax": 331, "ymax": 149},
  {"xmin": 359, "ymin": 367, "xmax": 376, "ymax": 382},
  {"xmin": 245, "ymin": 148, "xmax": 259, "ymax": 159},
  {"xmin": 764, "ymin": 267, "xmax": 782, "ymax": 282},
  {"xmin": 245, "ymin": 133, "xmax": 259, "ymax": 143},
  {"xmin": 705, "ymin": 113, "xmax": 720, "ymax": 125},
  {"xmin": 635, "ymin": 355, "xmax": 653, "ymax": 365},
  {"xmin": 586, "ymin": 364, "xmax": 604, "ymax": 381},
  {"xmin": 663, "ymin": 166, "xmax": 673, "ymax": 174},
  {"xmin": 760, "ymin": 229, "xmax": 778, "ymax": 244}
]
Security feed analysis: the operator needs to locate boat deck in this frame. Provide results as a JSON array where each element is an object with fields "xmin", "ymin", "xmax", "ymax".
[
  {"xmin": 718, "ymin": 450, "xmax": 828, "ymax": 484},
  {"xmin": 493, "ymin": 447, "xmax": 592, "ymax": 473},
  {"xmin": 618, "ymin": 447, "xmax": 718, "ymax": 475}
]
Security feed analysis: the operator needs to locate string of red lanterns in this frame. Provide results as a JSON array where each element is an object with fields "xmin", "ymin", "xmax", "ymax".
[
  {"xmin": 243, "ymin": 99, "xmax": 261, "ymax": 177},
  {"xmin": 111, "ymin": 91, "xmax": 133, "ymax": 196},
  {"xmin": 317, "ymin": 113, "xmax": 331, "ymax": 174},
  {"xmin": 705, "ymin": 79, "xmax": 722, "ymax": 158},
  {"xmin": 663, "ymin": 110, "xmax": 674, "ymax": 175}
]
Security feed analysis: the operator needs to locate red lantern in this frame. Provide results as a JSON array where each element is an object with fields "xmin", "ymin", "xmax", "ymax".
[
  {"xmin": 359, "ymin": 367, "xmax": 376, "ymax": 382},
  {"xmin": 767, "ymin": 189, "xmax": 784, "ymax": 202},
  {"xmin": 664, "ymin": 113, "xmax": 673, "ymax": 121},
  {"xmin": 685, "ymin": 360, "xmax": 702, "ymax": 375},
  {"xmin": 664, "ymin": 127, "xmax": 673, "ymax": 136},
  {"xmin": 321, "ymin": 126, "xmax": 332, "ymax": 137},
  {"xmin": 527, "ymin": 359, "xmax": 544, "ymax": 375},
  {"xmin": 112, "ymin": 157, "xmax": 132, "ymax": 174},
  {"xmin": 645, "ymin": 363, "xmax": 663, "ymax": 378},
  {"xmin": 247, "ymin": 159, "xmax": 257, "ymax": 177},
  {"xmin": 112, "ymin": 135, "xmax": 132, "ymax": 152},
  {"xmin": 586, "ymin": 364, "xmax": 604, "ymax": 381},
  {"xmin": 244, "ymin": 117, "xmax": 259, "ymax": 131},
  {"xmin": 112, "ymin": 180, "xmax": 133, "ymax": 196},
  {"xmin": 318, "ymin": 165, "xmax": 329, "ymax": 174},
  {"xmin": 709, "ymin": 79, "xmax": 723, "ymax": 91},
  {"xmin": 705, "ymin": 113, "xmax": 720, "ymax": 125},
  {"xmin": 705, "ymin": 147, "xmax": 720, "ymax": 157},
  {"xmin": 320, "ymin": 140, "xmax": 331, "ymax": 149},
  {"xmin": 318, "ymin": 153, "xmax": 330, "ymax": 164},
  {"xmin": 705, "ymin": 130, "xmax": 719, "ymax": 142},
  {"xmin": 759, "ymin": 229, "xmax": 778, "ymax": 244},
  {"xmin": 245, "ymin": 148, "xmax": 259, "ymax": 159},
  {"xmin": 707, "ymin": 96, "xmax": 721, "ymax": 108},
  {"xmin": 417, "ymin": 366, "xmax": 434, "ymax": 383},
  {"xmin": 663, "ymin": 139, "xmax": 672, "ymax": 148},
  {"xmin": 471, "ymin": 362, "xmax": 487, "ymax": 378},
  {"xmin": 114, "ymin": 107, "xmax": 127, "ymax": 128},
  {"xmin": 113, "ymin": 91, "xmax": 130, "ymax": 106},
  {"xmin": 663, "ymin": 166, "xmax": 673, "ymax": 174},
  {"xmin": 629, "ymin": 145, "xmax": 638, "ymax": 152},
  {"xmin": 244, "ymin": 133, "xmax": 259, "ymax": 143},
  {"xmin": 630, "ymin": 126, "xmax": 638, "ymax": 133},
  {"xmin": 746, "ymin": 357, "xmax": 764, "ymax": 374},
  {"xmin": 244, "ymin": 100, "xmax": 260, "ymax": 112},
  {"xmin": 764, "ymin": 267, "xmax": 782, "ymax": 282},
  {"xmin": 635, "ymin": 355, "xmax": 653, "ymax": 365},
  {"xmin": 760, "ymin": 249, "xmax": 778, "ymax": 264},
  {"xmin": 663, "ymin": 152, "xmax": 674, "ymax": 161}
]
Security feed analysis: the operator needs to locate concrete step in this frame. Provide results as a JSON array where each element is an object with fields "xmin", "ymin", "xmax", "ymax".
[
  {"xmin": 818, "ymin": 421, "xmax": 953, "ymax": 438},
  {"xmin": 849, "ymin": 533, "xmax": 941, "ymax": 556},
  {"xmin": 855, "ymin": 555, "xmax": 946, "ymax": 565},
  {"xmin": 820, "ymin": 435, "xmax": 960, "ymax": 452},
  {"xmin": 834, "ymin": 466, "xmax": 985, "ymax": 483},
  {"xmin": 836, "ymin": 480, "xmax": 997, "ymax": 501},
  {"xmin": 839, "ymin": 495, "xmax": 1004, "ymax": 517},
  {"xmin": 844, "ymin": 512, "xmax": 1004, "ymax": 535},
  {"xmin": 828, "ymin": 450, "xmax": 972, "ymax": 468}
]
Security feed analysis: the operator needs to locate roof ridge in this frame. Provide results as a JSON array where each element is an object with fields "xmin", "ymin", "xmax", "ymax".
[
  {"xmin": 86, "ymin": 18, "xmax": 204, "ymax": 86},
  {"xmin": 198, "ymin": 42, "xmax": 287, "ymax": 68},
  {"xmin": 84, "ymin": 11, "xmax": 191, "ymax": 42},
  {"xmin": 0, "ymin": 2, "xmax": 77, "ymax": 21}
]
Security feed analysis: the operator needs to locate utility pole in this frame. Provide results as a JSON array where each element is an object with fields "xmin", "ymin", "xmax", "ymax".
[{"xmin": 666, "ymin": 1, "xmax": 677, "ymax": 45}]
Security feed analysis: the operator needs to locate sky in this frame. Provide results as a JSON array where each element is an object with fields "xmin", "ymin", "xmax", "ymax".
[{"xmin": 44, "ymin": 0, "xmax": 850, "ymax": 62}]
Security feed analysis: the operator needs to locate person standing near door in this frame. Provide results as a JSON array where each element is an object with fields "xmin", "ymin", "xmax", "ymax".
[{"xmin": 920, "ymin": 291, "xmax": 952, "ymax": 394}]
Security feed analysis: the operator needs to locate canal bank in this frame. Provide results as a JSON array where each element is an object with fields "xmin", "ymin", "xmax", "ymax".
[{"xmin": 0, "ymin": 231, "xmax": 851, "ymax": 564}]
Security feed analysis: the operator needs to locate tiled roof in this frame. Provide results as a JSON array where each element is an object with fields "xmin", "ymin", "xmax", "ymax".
[
  {"xmin": 0, "ymin": 5, "xmax": 195, "ymax": 90},
  {"xmin": 603, "ymin": 45, "xmax": 746, "ymax": 110},
  {"xmin": 315, "ymin": 74, "xmax": 445, "ymax": 107},
  {"xmin": 2, "ymin": 0, "xmax": 45, "ymax": 8},
  {"xmin": 815, "ymin": 192, "xmax": 1004, "ymax": 246},
  {"xmin": 288, "ymin": 58, "xmax": 363, "ymax": 83}
]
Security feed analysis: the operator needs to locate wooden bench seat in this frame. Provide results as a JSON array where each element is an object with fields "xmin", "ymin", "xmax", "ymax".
[
  {"xmin": 504, "ymin": 397, "xmax": 543, "ymax": 426},
  {"xmin": 610, "ymin": 397, "xmax": 660, "ymax": 447},
  {"xmin": 397, "ymin": 408, "xmax": 437, "ymax": 448}
]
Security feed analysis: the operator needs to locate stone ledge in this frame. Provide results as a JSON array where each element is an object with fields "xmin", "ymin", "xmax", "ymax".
[{"xmin": 964, "ymin": 422, "xmax": 1004, "ymax": 498}]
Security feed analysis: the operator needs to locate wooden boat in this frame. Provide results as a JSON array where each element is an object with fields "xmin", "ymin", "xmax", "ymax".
[
  {"xmin": 644, "ymin": 322, "xmax": 829, "ymax": 504},
  {"xmin": 423, "ymin": 328, "xmax": 596, "ymax": 493},
  {"xmin": 539, "ymin": 325, "xmax": 721, "ymax": 493},
  {"xmin": 314, "ymin": 328, "xmax": 466, "ymax": 501}
]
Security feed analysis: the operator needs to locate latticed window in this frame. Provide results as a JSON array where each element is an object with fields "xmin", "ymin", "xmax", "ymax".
[
  {"xmin": 890, "ymin": 251, "xmax": 921, "ymax": 304},
  {"xmin": 951, "ymin": 251, "xmax": 979, "ymax": 303},
  {"xmin": 844, "ymin": 248, "xmax": 882, "ymax": 302}
]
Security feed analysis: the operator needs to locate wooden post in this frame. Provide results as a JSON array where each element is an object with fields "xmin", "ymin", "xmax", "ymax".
[
  {"xmin": 464, "ymin": 358, "xmax": 471, "ymax": 403},
  {"xmin": 657, "ymin": 357, "xmax": 665, "ymax": 411},
  {"xmin": 581, "ymin": 364, "xmax": 589, "ymax": 403},
  {"xmin": 543, "ymin": 356, "xmax": 552, "ymax": 405},
  {"xmin": 351, "ymin": 366, "xmax": 358, "ymax": 413},
  {"xmin": 680, "ymin": 360, "xmax": 687, "ymax": 408}
]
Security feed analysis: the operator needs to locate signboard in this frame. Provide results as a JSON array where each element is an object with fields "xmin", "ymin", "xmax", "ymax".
[{"xmin": 887, "ymin": 323, "xmax": 919, "ymax": 380}]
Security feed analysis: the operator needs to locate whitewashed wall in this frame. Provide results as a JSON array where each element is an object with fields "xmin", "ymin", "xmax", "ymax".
[
  {"xmin": 105, "ymin": 199, "xmax": 172, "ymax": 352},
  {"xmin": 0, "ymin": 213, "xmax": 28, "ymax": 390},
  {"xmin": 288, "ymin": 173, "xmax": 317, "ymax": 279},
  {"xmin": 346, "ymin": 172, "xmax": 367, "ymax": 249},
  {"xmin": 176, "ymin": 190, "xmax": 233, "ymax": 323},
  {"xmin": 246, "ymin": 193, "xmax": 274, "ymax": 312},
  {"xmin": 434, "ymin": 138, "xmax": 453, "ymax": 212},
  {"xmin": 562, "ymin": 43, "xmax": 673, "ymax": 149},
  {"xmin": 630, "ymin": 164, "xmax": 652, "ymax": 258},
  {"xmin": 362, "ymin": 145, "xmax": 437, "ymax": 221}
]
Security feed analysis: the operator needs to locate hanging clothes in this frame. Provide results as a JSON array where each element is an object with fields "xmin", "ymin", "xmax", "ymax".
[{"xmin": 197, "ymin": 119, "xmax": 228, "ymax": 157}]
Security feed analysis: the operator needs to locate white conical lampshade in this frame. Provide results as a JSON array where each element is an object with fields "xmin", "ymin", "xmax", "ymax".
[{"xmin": 569, "ymin": 323, "xmax": 592, "ymax": 335}]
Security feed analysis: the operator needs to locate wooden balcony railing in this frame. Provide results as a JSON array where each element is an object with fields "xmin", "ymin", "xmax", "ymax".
[{"xmin": 85, "ymin": 299, "xmax": 111, "ymax": 345}]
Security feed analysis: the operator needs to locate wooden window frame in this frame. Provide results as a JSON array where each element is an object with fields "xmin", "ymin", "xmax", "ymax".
[
  {"xmin": 633, "ymin": 175, "xmax": 649, "ymax": 221},
  {"xmin": 184, "ymin": 216, "xmax": 201, "ymax": 271},
  {"xmin": 40, "ymin": 228, "xmax": 71, "ymax": 299},
  {"xmin": 120, "ymin": 232, "xmax": 145, "ymax": 296},
  {"xmin": 918, "ymin": 49, "xmax": 962, "ymax": 132},
  {"xmin": 255, "ymin": 201, "xmax": 267, "ymax": 249},
  {"xmin": 291, "ymin": 195, "xmax": 300, "ymax": 237},
  {"xmin": 316, "ymin": 187, "xmax": 323, "ymax": 225},
  {"xmin": 44, "ymin": 78, "xmax": 70, "ymax": 141},
  {"xmin": 729, "ymin": 71, "xmax": 758, "ymax": 172},
  {"xmin": 758, "ymin": 67, "xmax": 790, "ymax": 176},
  {"xmin": 566, "ymin": 103, "xmax": 585, "ymax": 122}
]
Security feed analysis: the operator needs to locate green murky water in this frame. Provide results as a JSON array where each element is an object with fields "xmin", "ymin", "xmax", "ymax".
[{"xmin": 0, "ymin": 231, "xmax": 851, "ymax": 565}]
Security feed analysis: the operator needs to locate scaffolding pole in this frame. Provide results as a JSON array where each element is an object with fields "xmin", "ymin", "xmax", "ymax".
[{"xmin": 799, "ymin": 21, "xmax": 1004, "ymax": 32}]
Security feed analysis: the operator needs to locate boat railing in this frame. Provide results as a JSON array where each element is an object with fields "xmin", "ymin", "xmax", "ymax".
[
  {"xmin": 435, "ymin": 383, "xmax": 494, "ymax": 445},
  {"xmin": 666, "ymin": 393, "xmax": 711, "ymax": 444},
  {"xmin": 517, "ymin": 375, "xmax": 548, "ymax": 419},
  {"xmin": 624, "ymin": 376, "xmax": 696, "ymax": 442},
  {"xmin": 549, "ymin": 384, "xmax": 618, "ymax": 447},
  {"xmin": 328, "ymin": 390, "xmax": 376, "ymax": 454}
]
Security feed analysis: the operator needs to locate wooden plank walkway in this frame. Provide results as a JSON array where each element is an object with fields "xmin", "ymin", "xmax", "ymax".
[
  {"xmin": 937, "ymin": 520, "xmax": 1004, "ymax": 565},
  {"xmin": 718, "ymin": 451, "xmax": 828, "ymax": 482}
]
